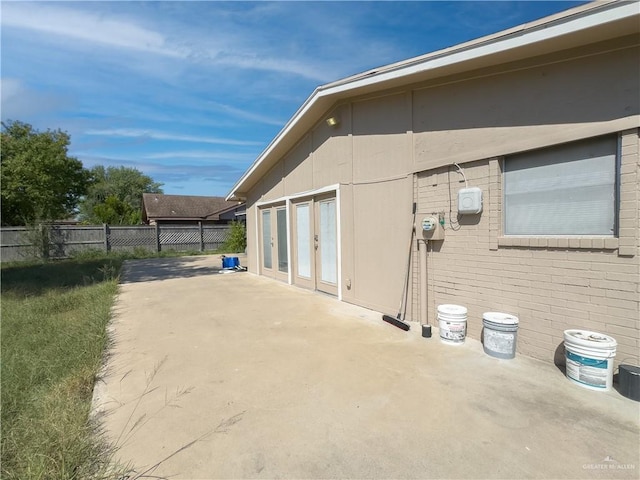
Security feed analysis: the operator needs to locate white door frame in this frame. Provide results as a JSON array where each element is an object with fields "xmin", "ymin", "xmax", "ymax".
[{"xmin": 255, "ymin": 184, "xmax": 342, "ymax": 300}]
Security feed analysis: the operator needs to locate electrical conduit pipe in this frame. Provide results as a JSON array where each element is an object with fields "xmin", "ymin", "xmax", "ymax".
[{"xmin": 419, "ymin": 239, "xmax": 431, "ymax": 337}]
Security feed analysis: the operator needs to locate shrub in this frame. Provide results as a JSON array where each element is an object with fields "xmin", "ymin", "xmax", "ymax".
[{"xmin": 221, "ymin": 221, "xmax": 246, "ymax": 253}]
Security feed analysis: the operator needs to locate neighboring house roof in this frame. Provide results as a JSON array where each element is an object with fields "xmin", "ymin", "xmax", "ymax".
[
  {"xmin": 142, "ymin": 193, "xmax": 242, "ymax": 222},
  {"xmin": 226, "ymin": 0, "xmax": 639, "ymax": 201},
  {"xmin": 216, "ymin": 202, "xmax": 247, "ymax": 220}
]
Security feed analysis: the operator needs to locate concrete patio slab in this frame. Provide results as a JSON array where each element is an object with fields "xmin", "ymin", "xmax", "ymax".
[{"xmin": 93, "ymin": 255, "xmax": 639, "ymax": 479}]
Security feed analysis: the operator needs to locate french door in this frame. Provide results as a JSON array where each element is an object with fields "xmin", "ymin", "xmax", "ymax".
[
  {"xmin": 291, "ymin": 195, "xmax": 337, "ymax": 295},
  {"xmin": 261, "ymin": 195, "xmax": 338, "ymax": 295},
  {"xmin": 260, "ymin": 205, "xmax": 288, "ymax": 282},
  {"xmin": 315, "ymin": 196, "xmax": 338, "ymax": 295}
]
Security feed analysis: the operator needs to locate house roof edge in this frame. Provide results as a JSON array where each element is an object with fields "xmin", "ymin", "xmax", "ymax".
[{"xmin": 226, "ymin": 0, "xmax": 637, "ymax": 201}]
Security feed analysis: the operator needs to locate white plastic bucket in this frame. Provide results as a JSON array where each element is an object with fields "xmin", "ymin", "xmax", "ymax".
[
  {"xmin": 482, "ymin": 312, "xmax": 519, "ymax": 359},
  {"xmin": 437, "ymin": 304, "xmax": 467, "ymax": 345},
  {"xmin": 564, "ymin": 330, "xmax": 617, "ymax": 391}
]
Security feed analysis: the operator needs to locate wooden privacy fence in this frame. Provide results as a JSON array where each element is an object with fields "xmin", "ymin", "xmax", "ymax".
[{"xmin": 0, "ymin": 224, "xmax": 231, "ymax": 262}]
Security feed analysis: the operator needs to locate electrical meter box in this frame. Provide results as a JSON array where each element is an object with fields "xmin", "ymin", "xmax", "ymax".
[
  {"xmin": 420, "ymin": 215, "xmax": 444, "ymax": 241},
  {"xmin": 458, "ymin": 187, "xmax": 483, "ymax": 214}
]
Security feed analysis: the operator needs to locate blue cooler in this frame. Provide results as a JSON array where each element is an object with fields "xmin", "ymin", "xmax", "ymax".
[{"xmin": 222, "ymin": 257, "xmax": 240, "ymax": 268}]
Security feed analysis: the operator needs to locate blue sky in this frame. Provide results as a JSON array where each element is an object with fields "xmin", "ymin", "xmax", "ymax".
[{"xmin": 1, "ymin": 1, "xmax": 587, "ymax": 197}]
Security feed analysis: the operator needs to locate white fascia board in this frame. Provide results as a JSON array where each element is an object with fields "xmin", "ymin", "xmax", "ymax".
[
  {"xmin": 319, "ymin": 2, "xmax": 638, "ymax": 95},
  {"xmin": 226, "ymin": 1, "xmax": 637, "ymax": 201},
  {"xmin": 226, "ymin": 88, "xmax": 328, "ymax": 201}
]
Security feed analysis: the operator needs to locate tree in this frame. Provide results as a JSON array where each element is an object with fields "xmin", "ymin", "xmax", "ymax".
[
  {"xmin": 79, "ymin": 165, "xmax": 163, "ymax": 225},
  {"xmin": 1, "ymin": 120, "xmax": 89, "ymax": 226},
  {"xmin": 221, "ymin": 220, "xmax": 247, "ymax": 253},
  {"xmin": 91, "ymin": 195, "xmax": 140, "ymax": 225}
]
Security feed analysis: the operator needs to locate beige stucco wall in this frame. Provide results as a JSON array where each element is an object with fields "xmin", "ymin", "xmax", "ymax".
[
  {"xmin": 243, "ymin": 36, "xmax": 639, "ymax": 366},
  {"xmin": 412, "ymin": 40, "xmax": 639, "ymax": 171}
]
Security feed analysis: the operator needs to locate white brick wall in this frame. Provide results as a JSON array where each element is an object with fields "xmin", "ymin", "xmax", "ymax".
[{"xmin": 415, "ymin": 129, "xmax": 639, "ymax": 368}]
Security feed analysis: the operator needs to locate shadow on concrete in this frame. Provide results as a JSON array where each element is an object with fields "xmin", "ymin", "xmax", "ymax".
[
  {"xmin": 120, "ymin": 256, "xmax": 222, "ymax": 284},
  {"xmin": 553, "ymin": 341, "xmax": 566, "ymax": 375}
]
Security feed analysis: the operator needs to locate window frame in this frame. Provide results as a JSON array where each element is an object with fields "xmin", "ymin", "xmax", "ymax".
[{"xmin": 502, "ymin": 134, "xmax": 620, "ymax": 238}]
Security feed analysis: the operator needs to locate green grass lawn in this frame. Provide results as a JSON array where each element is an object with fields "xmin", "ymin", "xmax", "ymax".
[{"xmin": 1, "ymin": 257, "xmax": 125, "ymax": 479}]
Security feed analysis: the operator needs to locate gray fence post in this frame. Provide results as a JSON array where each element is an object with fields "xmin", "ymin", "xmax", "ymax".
[
  {"xmin": 40, "ymin": 224, "xmax": 49, "ymax": 259},
  {"xmin": 103, "ymin": 224, "xmax": 110, "ymax": 252},
  {"xmin": 199, "ymin": 221, "xmax": 204, "ymax": 252},
  {"xmin": 155, "ymin": 223, "xmax": 161, "ymax": 252}
]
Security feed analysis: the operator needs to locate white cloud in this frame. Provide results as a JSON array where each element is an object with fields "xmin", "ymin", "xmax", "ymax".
[
  {"xmin": 0, "ymin": 2, "xmax": 334, "ymax": 82},
  {"xmin": 144, "ymin": 150, "xmax": 254, "ymax": 161},
  {"xmin": 1, "ymin": 3, "xmax": 184, "ymax": 58},
  {"xmin": 76, "ymin": 153, "xmax": 246, "ymax": 185},
  {"xmin": 1, "ymin": 78, "xmax": 23, "ymax": 100},
  {"xmin": 84, "ymin": 128, "xmax": 263, "ymax": 146},
  {"xmin": 0, "ymin": 77, "xmax": 69, "ymax": 120},
  {"xmin": 208, "ymin": 51, "xmax": 329, "ymax": 83},
  {"xmin": 206, "ymin": 101, "xmax": 286, "ymax": 127}
]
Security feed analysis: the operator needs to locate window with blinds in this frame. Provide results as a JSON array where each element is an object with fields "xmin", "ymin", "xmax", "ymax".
[{"xmin": 504, "ymin": 136, "xmax": 618, "ymax": 236}]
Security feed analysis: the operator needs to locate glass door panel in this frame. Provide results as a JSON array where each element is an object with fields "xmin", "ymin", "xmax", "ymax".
[
  {"xmin": 296, "ymin": 204, "xmax": 311, "ymax": 278},
  {"xmin": 318, "ymin": 199, "xmax": 337, "ymax": 286},
  {"xmin": 261, "ymin": 209, "xmax": 272, "ymax": 270},
  {"xmin": 276, "ymin": 208, "xmax": 288, "ymax": 273}
]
